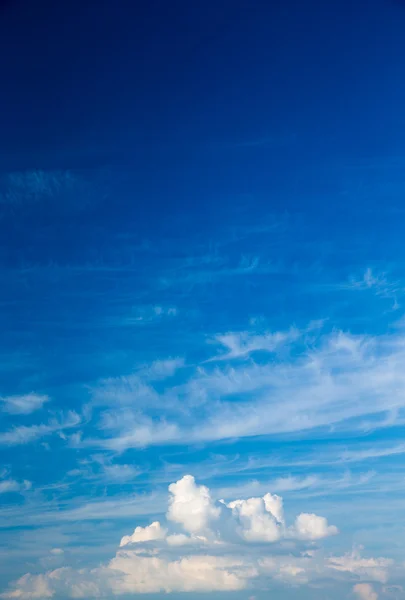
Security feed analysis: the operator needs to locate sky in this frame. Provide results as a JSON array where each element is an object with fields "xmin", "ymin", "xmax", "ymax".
[{"xmin": 1, "ymin": 0, "xmax": 405, "ymax": 598}]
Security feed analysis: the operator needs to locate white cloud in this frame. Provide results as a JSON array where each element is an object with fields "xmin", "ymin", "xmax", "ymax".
[
  {"xmin": 263, "ymin": 492, "xmax": 284, "ymax": 524},
  {"xmin": 167, "ymin": 474, "xmax": 220, "ymax": 534},
  {"xmin": 227, "ymin": 495, "xmax": 282, "ymax": 542},
  {"xmin": 166, "ymin": 533, "xmax": 202, "ymax": 546},
  {"xmin": 292, "ymin": 513, "xmax": 338, "ymax": 541},
  {"xmin": 0, "ymin": 394, "xmax": 49, "ymax": 415},
  {"xmin": 353, "ymin": 583, "xmax": 378, "ymax": 600},
  {"xmin": 120, "ymin": 521, "xmax": 166, "ymax": 546}
]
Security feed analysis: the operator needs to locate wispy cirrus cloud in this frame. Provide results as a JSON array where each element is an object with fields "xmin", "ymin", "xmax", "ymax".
[
  {"xmin": 109, "ymin": 305, "xmax": 178, "ymax": 327},
  {"xmin": 336, "ymin": 268, "xmax": 403, "ymax": 310},
  {"xmin": 79, "ymin": 326, "xmax": 405, "ymax": 451},
  {"xmin": 91, "ymin": 358, "xmax": 184, "ymax": 407},
  {"xmin": 0, "ymin": 393, "xmax": 49, "ymax": 415},
  {"xmin": 158, "ymin": 254, "xmax": 279, "ymax": 289},
  {"xmin": 67, "ymin": 453, "xmax": 141, "ymax": 484},
  {"xmin": 0, "ymin": 411, "xmax": 80, "ymax": 446},
  {"xmin": 207, "ymin": 328, "xmax": 300, "ymax": 361},
  {"xmin": 0, "ymin": 478, "xmax": 31, "ymax": 495},
  {"xmin": 213, "ymin": 471, "xmax": 375, "ymax": 501}
]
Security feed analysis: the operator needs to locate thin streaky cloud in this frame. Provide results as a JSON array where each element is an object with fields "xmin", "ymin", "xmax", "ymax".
[
  {"xmin": 0, "ymin": 411, "xmax": 80, "ymax": 446},
  {"xmin": 0, "ymin": 393, "xmax": 49, "ymax": 415},
  {"xmin": 79, "ymin": 327, "xmax": 405, "ymax": 451}
]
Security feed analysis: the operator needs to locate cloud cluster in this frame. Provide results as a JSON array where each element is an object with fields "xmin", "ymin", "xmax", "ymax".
[
  {"xmin": 119, "ymin": 475, "xmax": 337, "ymax": 548},
  {"xmin": 1, "ymin": 475, "xmax": 342, "ymax": 598}
]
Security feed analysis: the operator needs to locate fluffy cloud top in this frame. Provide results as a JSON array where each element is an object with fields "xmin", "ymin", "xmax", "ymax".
[
  {"xmin": 227, "ymin": 495, "xmax": 282, "ymax": 542},
  {"xmin": 118, "ymin": 475, "xmax": 337, "ymax": 548},
  {"xmin": 293, "ymin": 512, "xmax": 338, "ymax": 540},
  {"xmin": 167, "ymin": 474, "xmax": 221, "ymax": 534},
  {"xmin": 120, "ymin": 521, "xmax": 166, "ymax": 546}
]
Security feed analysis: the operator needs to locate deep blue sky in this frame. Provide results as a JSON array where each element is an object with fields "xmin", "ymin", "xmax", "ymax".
[{"xmin": 1, "ymin": 1, "xmax": 405, "ymax": 599}]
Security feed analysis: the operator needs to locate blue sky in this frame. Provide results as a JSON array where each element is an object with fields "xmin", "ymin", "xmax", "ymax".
[{"xmin": 1, "ymin": 0, "xmax": 405, "ymax": 599}]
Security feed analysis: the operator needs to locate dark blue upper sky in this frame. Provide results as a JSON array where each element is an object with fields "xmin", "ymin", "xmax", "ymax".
[{"xmin": 1, "ymin": 0, "xmax": 405, "ymax": 166}]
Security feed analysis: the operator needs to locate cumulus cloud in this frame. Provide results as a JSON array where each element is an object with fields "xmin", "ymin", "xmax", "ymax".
[
  {"xmin": 263, "ymin": 492, "xmax": 284, "ymax": 524},
  {"xmin": 0, "ymin": 393, "xmax": 49, "ymax": 415},
  {"xmin": 164, "ymin": 475, "xmax": 336, "ymax": 545},
  {"xmin": 292, "ymin": 512, "xmax": 338, "ymax": 540},
  {"xmin": 353, "ymin": 583, "xmax": 378, "ymax": 600},
  {"xmin": 120, "ymin": 521, "xmax": 166, "ymax": 546},
  {"xmin": 1, "ymin": 475, "xmax": 342, "ymax": 599},
  {"xmin": 167, "ymin": 474, "xmax": 221, "ymax": 535},
  {"xmin": 227, "ymin": 495, "xmax": 283, "ymax": 542}
]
